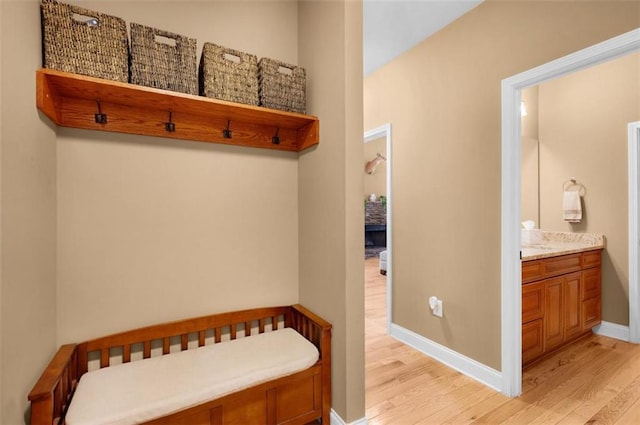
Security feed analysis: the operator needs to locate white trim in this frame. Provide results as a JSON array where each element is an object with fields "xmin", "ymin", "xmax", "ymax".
[
  {"xmin": 390, "ymin": 323, "xmax": 502, "ymax": 392},
  {"xmin": 364, "ymin": 123, "xmax": 393, "ymax": 334},
  {"xmin": 629, "ymin": 121, "xmax": 640, "ymax": 343},
  {"xmin": 331, "ymin": 409, "xmax": 369, "ymax": 425},
  {"xmin": 500, "ymin": 82, "xmax": 523, "ymax": 398},
  {"xmin": 594, "ymin": 321, "xmax": 631, "ymax": 342},
  {"xmin": 501, "ymin": 28, "xmax": 640, "ymax": 397}
]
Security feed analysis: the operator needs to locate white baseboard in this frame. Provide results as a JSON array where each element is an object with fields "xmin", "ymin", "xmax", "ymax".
[
  {"xmin": 331, "ymin": 409, "xmax": 368, "ymax": 425},
  {"xmin": 593, "ymin": 320, "xmax": 630, "ymax": 342},
  {"xmin": 390, "ymin": 323, "xmax": 502, "ymax": 392}
]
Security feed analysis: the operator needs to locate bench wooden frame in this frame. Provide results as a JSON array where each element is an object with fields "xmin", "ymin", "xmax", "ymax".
[{"xmin": 28, "ymin": 304, "xmax": 331, "ymax": 425}]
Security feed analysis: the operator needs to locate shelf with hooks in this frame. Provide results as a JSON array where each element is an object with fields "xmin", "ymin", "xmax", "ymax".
[{"xmin": 36, "ymin": 68, "xmax": 319, "ymax": 152}]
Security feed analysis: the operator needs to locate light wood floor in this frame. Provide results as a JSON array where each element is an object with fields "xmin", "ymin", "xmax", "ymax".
[{"xmin": 364, "ymin": 257, "xmax": 640, "ymax": 425}]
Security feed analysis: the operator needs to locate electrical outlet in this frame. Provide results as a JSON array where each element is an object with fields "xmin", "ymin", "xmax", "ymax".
[{"xmin": 434, "ymin": 300, "xmax": 443, "ymax": 318}]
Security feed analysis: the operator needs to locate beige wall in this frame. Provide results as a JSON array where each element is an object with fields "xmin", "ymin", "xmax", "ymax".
[
  {"xmin": 298, "ymin": 0, "xmax": 364, "ymax": 421},
  {"xmin": 56, "ymin": 0, "xmax": 300, "ymax": 343},
  {"xmin": 0, "ymin": 0, "xmax": 3, "ymax": 419},
  {"xmin": 538, "ymin": 53, "xmax": 640, "ymax": 326},
  {"xmin": 364, "ymin": 0, "xmax": 639, "ymax": 370},
  {"xmin": 1, "ymin": 1, "xmax": 58, "ymax": 423},
  {"xmin": 364, "ymin": 136, "xmax": 387, "ymax": 199},
  {"xmin": 1, "ymin": 1, "xmax": 366, "ymax": 423}
]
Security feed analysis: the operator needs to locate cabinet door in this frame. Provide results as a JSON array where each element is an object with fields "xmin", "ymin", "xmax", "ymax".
[
  {"xmin": 545, "ymin": 277, "xmax": 564, "ymax": 350},
  {"xmin": 563, "ymin": 272, "xmax": 582, "ymax": 340},
  {"xmin": 522, "ymin": 319, "xmax": 544, "ymax": 364}
]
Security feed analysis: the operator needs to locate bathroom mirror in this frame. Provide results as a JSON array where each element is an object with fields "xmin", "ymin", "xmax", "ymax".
[
  {"xmin": 521, "ymin": 137, "xmax": 539, "ymax": 226},
  {"xmin": 521, "ymin": 86, "xmax": 539, "ymax": 227}
]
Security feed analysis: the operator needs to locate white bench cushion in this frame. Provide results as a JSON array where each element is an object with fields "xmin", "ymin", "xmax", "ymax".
[{"xmin": 66, "ymin": 328, "xmax": 319, "ymax": 425}]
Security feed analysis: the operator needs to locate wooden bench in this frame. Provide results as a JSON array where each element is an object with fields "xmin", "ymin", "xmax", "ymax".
[{"xmin": 28, "ymin": 304, "xmax": 331, "ymax": 425}]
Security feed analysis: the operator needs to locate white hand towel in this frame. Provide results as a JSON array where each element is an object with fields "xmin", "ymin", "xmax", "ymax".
[{"xmin": 563, "ymin": 190, "xmax": 582, "ymax": 223}]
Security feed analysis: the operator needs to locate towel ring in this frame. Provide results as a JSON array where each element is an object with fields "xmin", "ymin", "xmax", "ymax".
[{"xmin": 562, "ymin": 178, "xmax": 586, "ymax": 196}]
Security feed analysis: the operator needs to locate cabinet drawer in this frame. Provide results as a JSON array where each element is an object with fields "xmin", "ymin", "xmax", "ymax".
[
  {"xmin": 582, "ymin": 297, "xmax": 601, "ymax": 330},
  {"xmin": 542, "ymin": 253, "xmax": 582, "ymax": 278},
  {"xmin": 582, "ymin": 267, "xmax": 601, "ymax": 301},
  {"xmin": 522, "ymin": 260, "xmax": 543, "ymax": 283},
  {"xmin": 522, "ymin": 281, "xmax": 544, "ymax": 323},
  {"xmin": 522, "ymin": 319, "xmax": 544, "ymax": 364},
  {"xmin": 582, "ymin": 250, "xmax": 602, "ymax": 269}
]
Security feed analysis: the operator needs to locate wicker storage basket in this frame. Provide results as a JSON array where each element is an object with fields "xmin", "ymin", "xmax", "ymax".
[
  {"xmin": 258, "ymin": 58, "xmax": 306, "ymax": 114},
  {"xmin": 199, "ymin": 43, "xmax": 259, "ymax": 105},
  {"xmin": 129, "ymin": 23, "xmax": 197, "ymax": 95},
  {"xmin": 40, "ymin": 0, "xmax": 128, "ymax": 82}
]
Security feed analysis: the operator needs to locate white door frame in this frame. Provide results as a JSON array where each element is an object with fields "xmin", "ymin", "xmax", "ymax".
[
  {"xmin": 501, "ymin": 28, "xmax": 640, "ymax": 397},
  {"xmin": 364, "ymin": 123, "xmax": 393, "ymax": 333},
  {"xmin": 630, "ymin": 121, "xmax": 640, "ymax": 343}
]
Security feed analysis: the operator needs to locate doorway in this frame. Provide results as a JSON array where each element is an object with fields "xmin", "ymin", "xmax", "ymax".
[
  {"xmin": 501, "ymin": 28, "xmax": 640, "ymax": 397},
  {"xmin": 364, "ymin": 123, "xmax": 392, "ymax": 333}
]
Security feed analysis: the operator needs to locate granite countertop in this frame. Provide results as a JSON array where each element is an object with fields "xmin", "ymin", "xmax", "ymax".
[{"xmin": 521, "ymin": 231, "xmax": 605, "ymax": 261}]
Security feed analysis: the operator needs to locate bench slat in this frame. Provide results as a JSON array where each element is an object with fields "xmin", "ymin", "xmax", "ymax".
[
  {"xmin": 181, "ymin": 334, "xmax": 188, "ymax": 351},
  {"xmin": 100, "ymin": 349, "xmax": 109, "ymax": 368},
  {"xmin": 124, "ymin": 345, "xmax": 131, "ymax": 363}
]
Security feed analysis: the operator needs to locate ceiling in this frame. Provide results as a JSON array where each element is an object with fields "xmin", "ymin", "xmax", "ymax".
[{"xmin": 364, "ymin": 0, "xmax": 483, "ymax": 75}]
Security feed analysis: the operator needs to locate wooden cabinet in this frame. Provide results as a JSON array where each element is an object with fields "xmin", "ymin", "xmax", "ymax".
[{"xmin": 522, "ymin": 250, "xmax": 602, "ymax": 366}]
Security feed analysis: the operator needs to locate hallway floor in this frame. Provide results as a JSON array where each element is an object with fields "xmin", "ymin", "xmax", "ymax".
[{"xmin": 364, "ymin": 256, "xmax": 640, "ymax": 424}]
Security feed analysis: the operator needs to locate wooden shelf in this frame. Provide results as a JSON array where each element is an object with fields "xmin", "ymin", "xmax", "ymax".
[{"xmin": 36, "ymin": 69, "xmax": 319, "ymax": 152}]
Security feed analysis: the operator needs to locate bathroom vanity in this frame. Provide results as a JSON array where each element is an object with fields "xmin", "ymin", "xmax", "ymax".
[{"xmin": 521, "ymin": 232, "xmax": 605, "ymax": 367}]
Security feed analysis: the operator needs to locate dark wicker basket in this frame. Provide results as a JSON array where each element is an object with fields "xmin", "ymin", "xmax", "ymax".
[
  {"xmin": 129, "ymin": 23, "xmax": 197, "ymax": 95},
  {"xmin": 199, "ymin": 43, "xmax": 259, "ymax": 105},
  {"xmin": 258, "ymin": 58, "xmax": 306, "ymax": 114},
  {"xmin": 40, "ymin": 0, "xmax": 128, "ymax": 82}
]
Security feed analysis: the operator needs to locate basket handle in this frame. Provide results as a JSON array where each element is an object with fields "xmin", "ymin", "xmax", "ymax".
[
  {"xmin": 68, "ymin": 5, "xmax": 102, "ymax": 27},
  {"xmin": 219, "ymin": 47, "xmax": 248, "ymax": 64},
  {"xmin": 277, "ymin": 64, "xmax": 294, "ymax": 76},
  {"xmin": 223, "ymin": 52, "xmax": 243, "ymax": 64},
  {"xmin": 154, "ymin": 34, "xmax": 177, "ymax": 47},
  {"xmin": 151, "ymin": 29, "xmax": 181, "ymax": 48}
]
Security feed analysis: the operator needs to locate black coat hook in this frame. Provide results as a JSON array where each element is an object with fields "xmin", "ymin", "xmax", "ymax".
[
  {"xmin": 223, "ymin": 120, "xmax": 232, "ymax": 139},
  {"xmin": 94, "ymin": 100, "xmax": 107, "ymax": 124},
  {"xmin": 165, "ymin": 110, "xmax": 175, "ymax": 132},
  {"xmin": 272, "ymin": 128, "xmax": 280, "ymax": 145}
]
